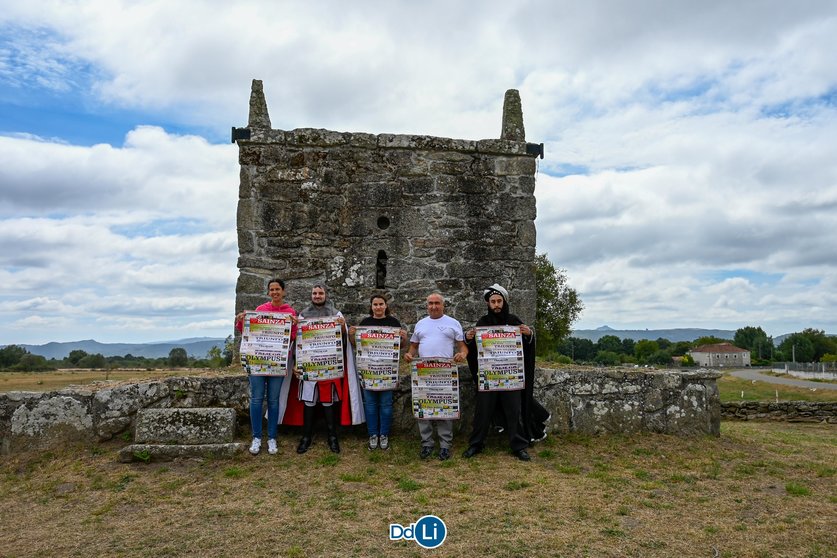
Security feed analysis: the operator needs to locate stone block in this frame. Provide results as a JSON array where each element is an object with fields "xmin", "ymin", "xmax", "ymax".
[
  {"xmin": 118, "ymin": 442, "xmax": 246, "ymax": 463},
  {"xmin": 494, "ymin": 157, "xmax": 536, "ymax": 176},
  {"xmin": 134, "ymin": 408, "xmax": 237, "ymax": 444}
]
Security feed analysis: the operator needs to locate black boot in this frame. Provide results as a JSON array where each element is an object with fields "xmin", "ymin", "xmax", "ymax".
[
  {"xmin": 296, "ymin": 404, "xmax": 315, "ymax": 454},
  {"xmin": 324, "ymin": 404, "xmax": 340, "ymax": 453}
]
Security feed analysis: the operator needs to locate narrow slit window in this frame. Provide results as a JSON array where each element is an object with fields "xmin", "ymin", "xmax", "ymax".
[{"xmin": 376, "ymin": 250, "xmax": 388, "ymax": 288}]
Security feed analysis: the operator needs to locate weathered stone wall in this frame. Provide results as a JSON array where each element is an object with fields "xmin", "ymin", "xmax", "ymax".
[
  {"xmin": 234, "ymin": 80, "xmax": 539, "ymax": 329},
  {"xmin": 1, "ymin": 368, "xmax": 721, "ymax": 454},
  {"xmin": 0, "ymin": 377, "xmax": 248, "ymax": 454},
  {"xmin": 722, "ymin": 401, "xmax": 837, "ymax": 423}
]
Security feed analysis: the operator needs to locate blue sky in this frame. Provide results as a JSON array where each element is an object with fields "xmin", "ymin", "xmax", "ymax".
[{"xmin": 1, "ymin": 0, "xmax": 836, "ymax": 345}]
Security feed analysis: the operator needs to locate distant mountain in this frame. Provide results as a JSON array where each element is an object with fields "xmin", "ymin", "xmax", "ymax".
[
  {"xmin": 572, "ymin": 327, "xmax": 735, "ymax": 343},
  {"xmin": 12, "ymin": 338, "xmax": 227, "ymax": 360}
]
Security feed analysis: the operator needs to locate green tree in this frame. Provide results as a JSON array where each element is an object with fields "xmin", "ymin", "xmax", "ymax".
[
  {"xmin": 733, "ymin": 326, "xmax": 772, "ymax": 360},
  {"xmin": 207, "ymin": 346, "xmax": 224, "ymax": 368},
  {"xmin": 634, "ymin": 339, "xmax": 659, "ymax": 362},
  {"xmin": 621, "ymin": 338, "xmax": 636, "ymax": 356},
  {"xmin": 778, "ymin": 334, "xmax": 815, "ymax": 363},
  {"xmin": 168, "ymin": 347, "xmax": 189, "ymax": 367},
  {"xmin": 0, "ymin": 345, "xmax": 28, "ymax": 368},
  {"xmin": 648, "ymin": 349, "xmax": 673, "ymax": 366},
  {"xmin": 596, "ymin": 335, "xmax": 623, "ymax": 354},
  {"xmin": 554, "ymin": 337, "xmax": 595, "ymax": 361},
  {"xmin": 693, "ymin": 336, "xmax": 731, "ymax": 347},
  {"xmin": 78, "ymin": 353, "xmax": 107, "ymax": 369},
  {"xmin": 670, "ymin": 341, "xmax": 692, "ymax": 357},
  {"xmin": 799, "ymin": 328, "xmax": 837, "ymax": 362},
  {"xmin": 655, "ymin": 337, "xmax": 672, "ymax": 350},
  {"xmin": 594, "ymin": 350, "xmax": 621, "ymax": 366},
  {"xmin": 680, "ymin": 353, "xmax": 695, "ymax": 367},
  {"xmin": 67, "ymin": 349, "xmax": 88, "ymax": 366},
  {"xmin": 222, "ymin": 335, "xmax": 235, "ymax": 366},
  {"xmin": 535, "ymin": 253, "xmax": 583, "ymax": 356}
]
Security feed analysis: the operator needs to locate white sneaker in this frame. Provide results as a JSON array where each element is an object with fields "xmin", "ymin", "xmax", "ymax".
[
  {"xmin": 267, "ymin": 439, "xmax": 278, "ymax": 455},
  {"xmin": 368, "ymin": 435, "xmax": 379, "ymax": 450},
  {"xmin": 249, "ymin": 437, "xmax": 262, "ymax": 455},
  {"xmin": 379, "ymin": 435, "xmax": 389, "ymax": 450}
]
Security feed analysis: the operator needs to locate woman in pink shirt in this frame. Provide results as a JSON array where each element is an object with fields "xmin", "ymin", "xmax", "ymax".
[{"xmin": 235, "ymin": 278, "xmax": 297, "ymax": 456}]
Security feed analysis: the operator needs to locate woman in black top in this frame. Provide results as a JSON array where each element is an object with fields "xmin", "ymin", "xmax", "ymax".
[{"xmin": 349, "ymin": 295, "xmax": 408, "ymax": 450}]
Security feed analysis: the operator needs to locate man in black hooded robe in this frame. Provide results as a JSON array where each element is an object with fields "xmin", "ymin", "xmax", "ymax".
[{"xmin": 463, "ymin": 284, "xmax": 550, "ymax": 460}]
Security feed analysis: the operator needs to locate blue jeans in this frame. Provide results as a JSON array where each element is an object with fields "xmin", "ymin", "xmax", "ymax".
[
  {"xmin": 363, "ymin": 389, "xmax": 394, "ymax": 436},
  {"xmin": 249, "ymin": 375, "xmax": 284, "ymax": 439}
]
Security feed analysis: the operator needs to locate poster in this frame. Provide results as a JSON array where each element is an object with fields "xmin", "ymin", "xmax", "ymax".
[
  {"xmin": 354, "ymin": 326, "xmax": 400, "ymax": 391},
  {"xmin": 475, "ymin": 326, "xmax": 525, "ymax": 391},
  {"xmin": 296, "ymin": 316, "xmax": 344, "ymax": 381},
  {"xmin": 239, "ymin": 311, "xmax": 293, "ymax": 376},
  {"xmin": 410, "ymin": 358, "xmax": 460, "ymax": 420}
]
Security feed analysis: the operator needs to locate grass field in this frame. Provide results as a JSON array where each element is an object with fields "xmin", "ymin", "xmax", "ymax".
[
  {"xmin": 718, "ymin": 373, "xmax": 836, "ymax": 403},
  {"xmin": 1, "ymin": 422, "xmax": 834, "ymax": 557},
  {"xmin": 0, "ymin": 368, "xmax": 219, "ymax": 393}
]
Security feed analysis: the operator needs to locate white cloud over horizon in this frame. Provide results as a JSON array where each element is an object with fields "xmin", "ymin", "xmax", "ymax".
[{"xmin": 1, "ymin": 0, "xmax": 836, "ymax": 345}]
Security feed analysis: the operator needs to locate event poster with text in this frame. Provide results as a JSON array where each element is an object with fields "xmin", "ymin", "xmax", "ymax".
[
  {"xmin": 355, "ymin": 326, "xmax": 400, "ymax": 390},
  {"xmin": 475, "ymin": 325, "xmax": 525, "ymax": 391},
  {"xmin": 240, "ymin": 312, "xmax": 293, "ymax": 376},
  {"xmin": 411, "ymin": 358, "xmax": 460, "ymax": 420},
  {"xmin": 296, "ymin": 316, "xmax": 344, "ymax": 381}
]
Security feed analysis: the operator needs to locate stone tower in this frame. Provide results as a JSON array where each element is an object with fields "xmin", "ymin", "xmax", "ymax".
[{"xmin": 233, "ymin": 80, "xmax": 542, "ymax": 330}]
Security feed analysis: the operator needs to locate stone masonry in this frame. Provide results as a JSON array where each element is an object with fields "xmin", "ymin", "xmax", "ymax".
[
  {"xmin": 233, "ymin": 79, "xmax": 541, "ymax": 328},
  {"xmin": 1, "ymin": 368, "xmax": 722, "ymax": 454}
]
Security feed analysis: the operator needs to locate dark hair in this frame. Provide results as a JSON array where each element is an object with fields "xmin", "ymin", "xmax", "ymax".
[
  {"xmin": 267, "ymin": 278, "xmax": 285, "ymax": 291},
  {"xmin": 368, "ymin": 294, "xmax": 391, "ymax": 316}
]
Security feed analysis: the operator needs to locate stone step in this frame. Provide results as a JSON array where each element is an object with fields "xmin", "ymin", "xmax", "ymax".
[
  {"xmin": 134, "ymin": 407, "xmax": 237, "ymax": 445},
  {"xmin": 118, "ymin": 442, "xmax": 246, "ymax": 463}
]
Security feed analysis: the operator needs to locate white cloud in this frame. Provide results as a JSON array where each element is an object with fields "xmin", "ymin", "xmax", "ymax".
[{"xmin": 1, "ymin": 0, "xmax": 836, "ymax": 344}]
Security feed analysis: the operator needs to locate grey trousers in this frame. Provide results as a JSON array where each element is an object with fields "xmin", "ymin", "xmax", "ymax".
[{"xmin": 418, "ymin": 419, "xmax": 453, "ymax": 449}]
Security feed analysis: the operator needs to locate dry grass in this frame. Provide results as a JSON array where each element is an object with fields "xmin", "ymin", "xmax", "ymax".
[
  {"xmin": 718, "ymin": 374, "xmax": 837, "ymax": 403},
  {"xmin": 0, "ymin": 368, "xmax": 231, "ymax": 393},
  {"xmin": 1, "ymin": 422, "xmax": 834, "ymax": 557}
]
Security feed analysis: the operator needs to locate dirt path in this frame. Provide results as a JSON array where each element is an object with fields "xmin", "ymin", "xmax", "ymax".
[{"xmin": 729, "ymin": 368, "xmax": 837, "ymax": 391}]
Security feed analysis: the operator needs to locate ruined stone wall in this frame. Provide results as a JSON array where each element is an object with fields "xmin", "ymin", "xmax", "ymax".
[
  {"xmin": 1, "ymin": 368, "xmax": 721, "ymax": 454},
  {"xmin": 722, "ymin": 401, "xmax": 837, "ymax": 423},
  {"xmin": 234, "ymin": 80, "xmax": 539, "ymax": 329}
]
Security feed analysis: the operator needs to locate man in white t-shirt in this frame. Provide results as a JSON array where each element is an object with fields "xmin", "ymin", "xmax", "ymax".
[{"xmin": 404, "ymin": 292, "xmax": 468, "ymax": 461}]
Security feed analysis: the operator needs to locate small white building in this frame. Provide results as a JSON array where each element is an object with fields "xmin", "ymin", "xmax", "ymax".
[{"xmin": 689, "ymin": 342, "xmax": 751, "ymax": 367}]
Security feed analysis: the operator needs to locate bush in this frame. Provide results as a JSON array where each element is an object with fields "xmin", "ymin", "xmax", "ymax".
[
  {"xmin": 594, "ymin": 350, "xmax": 621, "ymax": 366},
  {"xmin": 539, "ymin": 353, "xmax": 572, "ymax": 364},
  {"xmin": 12, "ymin": 354, "xmax": 54, "ymax": 372},
  {"xmin": 77, "ymin": 353, "xmax": 107, "ymax": 369}
]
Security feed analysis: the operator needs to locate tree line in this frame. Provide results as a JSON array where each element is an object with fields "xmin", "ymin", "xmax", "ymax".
[
  {"xmin": 543, "ymin": 326, "xmax": 837, "ymax": 366},
  {"xmin": 531, "ymin": 255, "xmax": 836, "ymax": 366},
  {"xmin": 0, "ymin": 337, "xmax": 235, "ymax": 372}
]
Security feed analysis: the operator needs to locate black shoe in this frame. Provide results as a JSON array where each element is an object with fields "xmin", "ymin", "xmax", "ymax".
[
  {"xmin": 327, "ymin": 435, "xmax": 340, "ymax": 454},
  {"xmin": 462, "ymin": 445, "xmax": 482, "ymax": 458},
  {"xmin": 419, "ymin": 446, "xmax": 433, "ymax": 460},
  {"xmin": 438, "ymin": 448, "xmax": 451, "ymax": 461},
  {"xmin": 296, "ymin": 436, "xmax": 312, "ymax": 454},
  {"xmin": 514, "ymin": 449, "xmax": 531, "ymax": 461}
]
